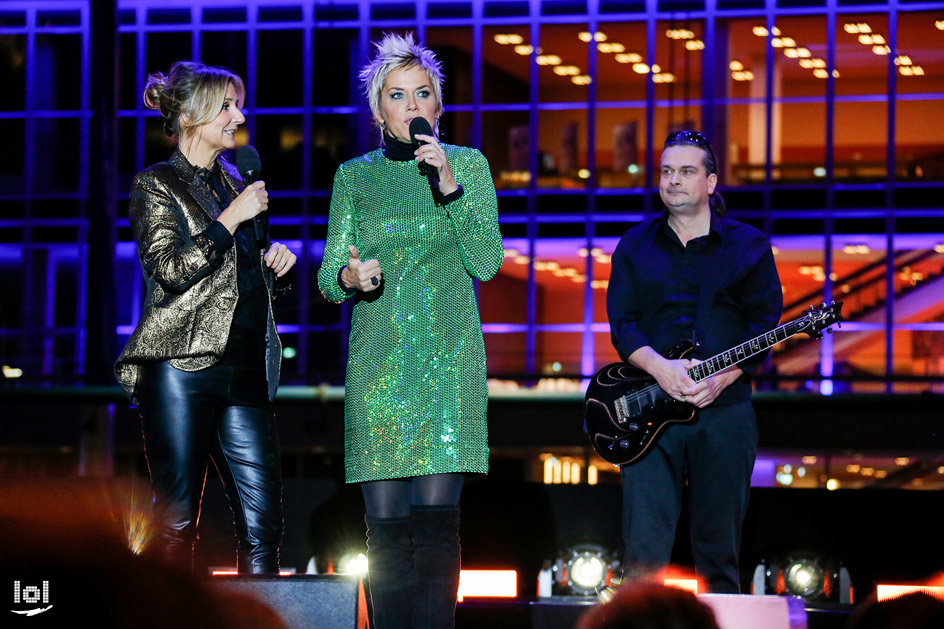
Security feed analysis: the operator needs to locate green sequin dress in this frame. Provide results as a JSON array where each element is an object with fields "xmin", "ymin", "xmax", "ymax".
[{"xmin": 318, "ymin": 144, "xmax": 504, "ymax": 483}]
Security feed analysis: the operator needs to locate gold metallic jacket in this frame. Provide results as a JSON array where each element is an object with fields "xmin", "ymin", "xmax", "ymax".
[{"xmin": 115, "ymin": 149, "xmax": 286, "ymax": 404}]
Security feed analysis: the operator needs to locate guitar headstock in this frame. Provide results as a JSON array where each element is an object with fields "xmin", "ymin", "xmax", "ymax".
[{"xmin": 799, "ymin": 301, "xmax": 844, "ymax": 339}]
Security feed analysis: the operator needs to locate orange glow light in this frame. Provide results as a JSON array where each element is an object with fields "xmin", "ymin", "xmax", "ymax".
[
  {"xmin": 664, "ymin": 578, "xmax": 699, "ymax": 594},
  {"xmin": 659, "ymin": 567, "xmax": 704, "ymax": 594},
  {"xmin": 457, "ymin": 570, "xmax": 518, "ymax": 602},
  {"xmin": 876, "ymin": 584, "xmax": 944, "ymax": 602},
  {"xmin": 211, "ymin": 570, "xmax": 295, "ymax": 576}
]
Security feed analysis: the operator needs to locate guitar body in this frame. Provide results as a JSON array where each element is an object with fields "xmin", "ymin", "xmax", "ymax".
[
  {"xmin": 584, "ymin": 302, "xmax": 843, "ymax": 467},
  {"xmin": 584, "ymin": 340, "xmax": 696, "ymax": 466}
]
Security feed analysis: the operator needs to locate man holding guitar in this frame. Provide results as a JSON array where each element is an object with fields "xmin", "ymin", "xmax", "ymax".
[{"xmin": 605, "ymin": 130, "xmax": 783, "ymax": 593}]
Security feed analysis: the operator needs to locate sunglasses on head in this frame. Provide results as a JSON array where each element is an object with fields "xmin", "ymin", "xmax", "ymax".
[{"xmin": 665, "ymin": 130, "xmax": 709, "ymax": 147}]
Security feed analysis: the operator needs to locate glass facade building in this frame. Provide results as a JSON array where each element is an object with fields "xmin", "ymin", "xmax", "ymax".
[{"xmin": 2, "ymin": 0, "xmax": 943, "ymax": 394}]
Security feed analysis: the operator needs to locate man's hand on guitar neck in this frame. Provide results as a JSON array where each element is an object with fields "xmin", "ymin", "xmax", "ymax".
[
  {"xmin": 628, "ymin": 346, "xmax": 741, "ymax": 408},
  {"xmin": 685, "ymin": 361, "xmax": 743, "ymax": 408},
  {"xmin": 628, "ymin": 346, "xmax": 698, "ymax": 403}
]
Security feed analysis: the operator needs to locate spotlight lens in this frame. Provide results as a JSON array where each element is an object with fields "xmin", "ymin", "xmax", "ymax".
[
  {"xmin": 784, "ymin": 561, "xmax": 825, "ymax": 598},
  {"xmin": 569, "ymin": 554, "xmax": 606, "ymax": 592},
  {"xmin": 338, "ymin": 552, "xmax": 368, "ymax": 577}
]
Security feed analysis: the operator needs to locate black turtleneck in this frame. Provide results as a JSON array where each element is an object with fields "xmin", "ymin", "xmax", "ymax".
[{"xmin": 381, "ymin": 133, "xmax": 464, "ymax": 206}]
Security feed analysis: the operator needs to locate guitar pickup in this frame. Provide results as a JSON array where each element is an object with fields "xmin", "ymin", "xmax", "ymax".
[{"xmin": 615, "ymin": 396, "xmax": 629, "ymax": 423}]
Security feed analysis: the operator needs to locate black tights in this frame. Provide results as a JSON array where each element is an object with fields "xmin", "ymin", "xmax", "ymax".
[{"xmin": 361, "ymin": 473, "xmax": 464, "ymax": 519}]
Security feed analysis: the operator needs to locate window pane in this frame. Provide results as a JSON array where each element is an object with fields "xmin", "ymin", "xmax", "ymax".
[
  {"xmin": 836, "ymin": 13, "xmax": 888, "ymax": 98},
  {"xmin": 202, "ymin": 31, "xmax": 247, "ymax": 83},
  {"xmin": 779, "ymin": 102, "xmax": 826, "ymax": 182},
  {"xmin": 727, "ymin": 103, "xmax": 760, "ymax": 184},
  {"xmin": 591, "ymin": 238, "xmax": 618, "ymax": 323},
  {"xmin": 655, "ymin": 19, "xmax": 703, "ymax": 102},
  {"xmin": 538, "ymin": 24, "xmax": 589, "ymax": 103},
  {"xmin": 0, "ymin": 119, "xmax": 25, "ymax": 194},
  {"xmin": 33, "ymin": 118, "xmax": 81, "ymax": 193},
  {"xmin": 836, "ymin": 101, "xmax": 886, "ymax": 181},
  {"xmin": 537, "ymin": 110, "xmax": 587, "ymax": 189},
  {"xmin": 893, "ymin": 237, "xmax": 944, "ymax": 324},
  {"xmin": 146, "ymin": 32, "xmax": 192, "ymax": 78},
  {"xmin": 482, "ymin": 25, "xmax": 530, "ymax": 104},
  {"xmin": 0, "ymin": 257, "xmax": 23, "ymax": 328},
  {"xmin": 485, "ymin": 332, "xmax": 527, "ymax": 375},
  {"xmin": 895, "ymin": 13, "xmax": 944, "ymax": 183},
  {"xmin": 53, "ymin": 257, "xmax": 78, "ymax": 326},
  {"xmin": 0, "ymin": 34, "xmax": 27, "ymax": 110},
  {"xmin": 593, "ymin": 331, "xmax": 621, "ymax": 372},
  {"xmin": 895, "ymin": 12, "xmax": 939, "ymax": 97},
  {"xmin": 596, "ymin": 107, "xmax": 646, "ymax": 188},
  {"xmin": 118, "ymin": 33, "xmax": 138, "ymax": 111},
  {"xmin": 483, "ymin": 110, "xmax": 529, "ymax": 190},
  {"xmin": 535, "ymin": 331, "xmax": 582, "ymax": 375},
  {"xmin": 144, "ymin": 115, "xmax": 175, "ymax": 168},
  {"xmin": 896, "ymin": 100, "xmax": 944, "ymax": 182},
  {"xmin": 254, "ymin": 115, "xmax": 304, "ymax": 188},
  {"xmin": 427, "ymin": 27, "xmax": 473, "ymax": 106},
  {"xmin": 440, "ymin": 109, "xmax": 473, "ymax": 149},
  {"xmin": 34, "ymin": 34, "xmax": 81, "ymax": 110},
  {"xmin": 534, "ymin": 238, "xmax": 587, "ymax": 324},
  {"xmin": 596, "ymin": 21, "xmax": 647, "ymax": 102},
  {"xmin": 833, "ymin": 329, "xmax": 885, "ymax": 393},
  {"xmin": 312, "ymin": 113, "xmax": 360, "ymax": 190},
  {"xmin": 480, "ymin": 239, "xmax": 528, "ymax": 325},
  {"xmin": 654, "ymin": 104, "xmax": 702, "ymax": 148},
  {"xmin": 771, "ymin": 233, "xmax": 825, "ymax": 384},
  {"xmin": 258, "ymin": 30, "xmax": 303, "ymax": 107},
  {"xmin": 313, "ymin": 29, "xmax": 357, "ymax": 107}
]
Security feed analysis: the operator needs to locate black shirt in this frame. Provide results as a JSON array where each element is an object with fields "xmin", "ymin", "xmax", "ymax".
[
  {"xmin": 197, "ymin": 162, "xmax": 269, "ymax": 334},
  {"xmin": 606, "ymin": 211, "xmax": 783, "ymax": 406}
]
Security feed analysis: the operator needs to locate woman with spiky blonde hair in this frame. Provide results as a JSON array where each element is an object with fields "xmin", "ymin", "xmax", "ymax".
[{"xmin": 318, "ymin": 33, "xmax": 503, "ymax": 627}]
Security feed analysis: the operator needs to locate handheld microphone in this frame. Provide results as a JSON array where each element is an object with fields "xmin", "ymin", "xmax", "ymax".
[
  {"xmin": 236, "ymin": 144, "xmax": 269, "ymax": 248},
  {"xmin": 408, "ymin": 117, "xmax": 440, "ymax": 198}
]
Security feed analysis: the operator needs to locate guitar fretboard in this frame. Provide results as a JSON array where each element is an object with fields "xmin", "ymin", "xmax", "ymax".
[{"xmin": 687, "ymin": 317, "xmax": 814, "ymax": 383}]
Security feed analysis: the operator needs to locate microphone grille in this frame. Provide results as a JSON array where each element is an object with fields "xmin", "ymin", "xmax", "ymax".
[
  {"xmin": 236, "ymin": 145, "xmax": 261, "ymax": 178},
  {"xmin": 408, "ymin": 118, "xmax": 434, "ymax": 146}
]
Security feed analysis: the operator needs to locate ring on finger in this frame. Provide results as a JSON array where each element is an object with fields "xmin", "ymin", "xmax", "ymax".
[{"xmin": 370, "ymin": 276, "xmax": 379, "ymax": 286}]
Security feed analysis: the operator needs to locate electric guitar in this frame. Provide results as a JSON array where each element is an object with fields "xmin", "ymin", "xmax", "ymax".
[{"xmin": 584, "ymin": 301, "xmax": 843, "ymax": 466}]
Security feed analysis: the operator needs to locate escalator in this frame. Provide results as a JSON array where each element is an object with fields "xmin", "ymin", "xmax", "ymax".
[{"xmin": 773, "ymin": 249, "xmax": 944, "ymax": 375}]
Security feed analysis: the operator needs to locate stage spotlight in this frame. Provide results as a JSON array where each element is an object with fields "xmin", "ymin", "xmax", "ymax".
[
  {"xmin": 337, "ymin": 552, "xmax": 368, "ymax": 577},
  {"xmin": 753, "ymin": 554, "xmax": 851, "ymax": 603},
  {"xmin": 784, "ymin": 559, "xmax": 826, "ymax": 598},
  {"xmin": 545, "ymin": 545, "xmax": 620, "ymax": 596},
  {"xmin": 570, "ymin": 553, "xmax": 606, "ymax": 594}
]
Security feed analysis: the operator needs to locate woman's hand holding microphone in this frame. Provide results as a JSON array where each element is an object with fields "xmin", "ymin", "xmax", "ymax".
[
  {"xmin": 218, "ymin": 181, "xmax": 297, "ymax": 277},
  {"xmin": 218, "ymin": 180, "xmax": 268, "ymax": 235}
]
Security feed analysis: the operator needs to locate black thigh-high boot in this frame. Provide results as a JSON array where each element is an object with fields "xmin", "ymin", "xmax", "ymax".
[
  {"xmin": 365, "ymin": 516, "xmax": 416, "ymax": 628},
  {"xmin": 411, "ymin": 506, "xmax": 461, "ymax": 629}
]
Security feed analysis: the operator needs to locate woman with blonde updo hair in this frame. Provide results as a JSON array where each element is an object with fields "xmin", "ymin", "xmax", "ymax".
[{"xmin": 116, "ymin": 60, "xmax": 297, "ymax": 573}]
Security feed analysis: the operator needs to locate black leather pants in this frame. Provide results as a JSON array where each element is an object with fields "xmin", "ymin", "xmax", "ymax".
[{"xmin": 137, "ymin": 360, "xmax": 283, "ymax": 574}]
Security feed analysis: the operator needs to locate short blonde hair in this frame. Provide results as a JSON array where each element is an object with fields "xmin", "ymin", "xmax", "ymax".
[
  {"xmin": 359, "ymin": 32, "xmax": 445, "ymax": 141},
  {"xmin": 143, "ymin": 60, "xmax": 245, "ymax": 141}
]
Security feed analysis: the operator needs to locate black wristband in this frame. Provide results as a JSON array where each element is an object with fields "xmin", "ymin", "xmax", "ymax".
[
  {"xmin": 437, "ymin": 184, "xmax": 464, "ymax": 206},
  {"xmin": 337, "ymin": 266, "xmax": 356, "ymax": 293}
]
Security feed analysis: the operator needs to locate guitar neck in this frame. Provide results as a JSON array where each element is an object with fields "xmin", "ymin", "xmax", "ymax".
[{"xmin": 687, "ymin": 317, "xmax": 810, "ymax": 383}]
